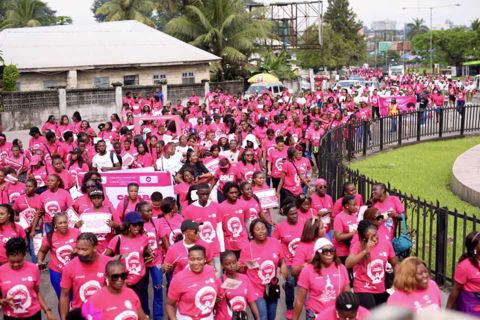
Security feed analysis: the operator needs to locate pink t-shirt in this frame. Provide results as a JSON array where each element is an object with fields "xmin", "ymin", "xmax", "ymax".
[
  {"xmin": 12, "ymin": 194, "xmax": 42, "ymax": 213},
  {"xmin": 350, "ymin": 240, "xmax": 395, "ymax": 293},
  {"xmin": 164, "ymin": 239, "xmax": 213, "ymax": 276},
  {"xmin": 454, "ymin": 258, "xmax": 480, "ymax": 292},
  {"xmin": 115, "ymin": 197, "xmax": 140, "ymax": 222},
  {"xmin": 107, "ymin": 234, "xmax": 149, "ymax": 286},
  {"xmin": 282, "ymin": 161, "xmax": 302, "ymax": 196},
  {"xmin": 155, "ymin": 214, "xmax": 184, "ymax": 246},
  {"xmin": 315, "ymin": 305, "xmax": 370, "ymax": 320},
  {"xmin": 83, "ymin": 286, "xmax": 141, "ymax": 319},
  {"xmin": 136, "ymin": 153, "xmax": 153, "ymax": 168},
  {"xmin": 0, "ymin": 223, "xmax": 26, "ymax": 264},
  {"xmin": 183, "ymin": 201, "xmax": 222, "ymax": 256},
  {"xmin": 268, "ymin": 149, "xmax": 287, "ymax": 178},
  {"xmin": 238, "ymin": 197, "xmax": 263, "ymax": 227},
  {"xmin": 168, "ymin": 265, "xmax": 222, "ymax": 319},
  {"xmin": 215, "ymin": 274, "xmax": 259, "ymax": 319},
  {"xmin": 372, "ymin": 196, "xmax": 405, "ymax": 238},
  {"xmin": 214, "ymin": 167, "xmax": 237, "ymax": 192},
  {"xmin": 239, "ymin": 238, "xmax": 282, "ymax": 297},
  {"xmin": 7, "ymin": 182, "xmax": 25, "ymax": 204},
  {"xmin": 219, "ymin": 200, "xmax": 249, "ymax": 251},
  {"xmin": 272, "ymin": 220, "xmax": 303, "ymax": 265},
  {"xmin": 41, "ymin": 228, "xmax": 80, "ymax": 272},
  {"xmin": 60, "ymin": 254, "xmax": 112, "ymax": 308},
  {"xmin": 291, "ymin": 241, "xmax": 315, "ymax": 268},
  {"xmin": 143, "ymin": 220, "xmax": 162, "ymax": 266},
  {"xmin": 332, "ymin": 194, "xmax": 363, "ymax": 218},
  {"xmin": 173, "ymin": 182, "xmax": 191, "ymax": 210},
  {"xmin": 40, "ymin": 188, "xmax": 73, "ymax": 223},
  {"xmin": 310, "ymin": 193, "xmax": 334, "ymax": 232},
  {"xmin": 235, "ymin": 162, "xmax": 261, "ymax": 183},
  {"xmin": 332, "ymin": 211, "xmax": 358, "ymax": 257},
  {"xmin": 387, "ymin": 280, "xmax": 442, "ymax": 313},
  {"xmin": 0, "ymin": 261, "xmax": 41, "ymax": 318},
  {"xmin": 298, "ymin": 263, "xmax": 349, "ymax": 313}
]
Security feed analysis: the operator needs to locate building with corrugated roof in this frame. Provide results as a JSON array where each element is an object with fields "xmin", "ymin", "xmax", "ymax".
[{"xmin": 0, "ymin": 20, "xmax": 221, "ymax": 91}]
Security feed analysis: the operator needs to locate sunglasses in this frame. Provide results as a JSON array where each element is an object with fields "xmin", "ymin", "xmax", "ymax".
[
  {"xmin": 375, "ymin": 215, "xmax": 385, "ymax": 221},
  {"xmin": 318, "ymin": 185, "xmax": 327, "ymax": 189},
  {"xmin": 318, "ymin": 248, "xmax": 336, "ymax": 255},
  {"xmin": 110, "ymin": 272, "xmax": 129, "ymax": 281}
]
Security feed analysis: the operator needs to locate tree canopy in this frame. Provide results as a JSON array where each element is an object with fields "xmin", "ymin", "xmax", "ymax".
[
  {"xmin": 0, "ymin": 0, "xmax": 67, "ymax": 29},
  {"xmin": 412, "ymin": 28, "xmax": 480, "ymax": 66},
  {"xmin": 297, "ymin": 0, "xmax": 365, "ymax": 70},
  {"xmin": 248, "ymin": 50, "xmax": 297, "ymax": 81},
  {"xmin": 95, "ymin": 0, "xmax": 157, "ymax": 27},
  {"xmin": 165, "ymin": 0, "xmax": 273, "ymax": 81},
  {"xmin": 406, "ymin": 18, "xmax": 429, "ymax": 40}
]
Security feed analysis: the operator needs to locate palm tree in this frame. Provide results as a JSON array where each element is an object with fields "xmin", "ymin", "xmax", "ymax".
[
  {"xmin": 1, "ymin": 0, "xmax": 55, "ymax": 29},
  {"xmin": 96, "ymin": 0, "xmax": 156, "ymax": 27},
  {"xmin": 248, "ymin": 50, "xmax": 297, "ymax": 81},
  {"xmin": 406, "ymin": 18, "xmax": 429, "ymax": 40},
  {"xmin": 165, "ymin": 0, "xmax": 273, "ymax": 81},
  {"xmin": 471, "ymin": 18, "xmax": 480, "ymax": 32}
]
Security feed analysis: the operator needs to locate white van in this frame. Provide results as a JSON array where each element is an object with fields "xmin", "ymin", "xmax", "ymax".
[{"xmin": 244, "ymin": 81, "xmax": 285, "ymax": 99}]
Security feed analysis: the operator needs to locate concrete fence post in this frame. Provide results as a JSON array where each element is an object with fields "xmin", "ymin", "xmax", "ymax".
[
  {"xmin": 58, "ymin": 88, "xmax": 67, "ymax": 115},
  {"xmin": 113, "ymin": 84, "xmax": 123, "ymax": 114},
  {"xmin": 161, "ymin": 84, "xmax": 168, "ymax": 104}
]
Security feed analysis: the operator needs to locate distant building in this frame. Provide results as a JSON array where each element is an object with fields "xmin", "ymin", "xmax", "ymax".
[
  {"xmin": 371, "ymin": 19, "xmax": 397, "ymax": 31},
  {"xmin": 0, "ymin": 20, "xmax": 221, "ymax": 91}
]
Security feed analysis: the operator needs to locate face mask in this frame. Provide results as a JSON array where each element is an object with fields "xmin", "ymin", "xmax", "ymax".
[{"xmin": 78, "ymin": 254, "xmax": 93, "ymax": 263}]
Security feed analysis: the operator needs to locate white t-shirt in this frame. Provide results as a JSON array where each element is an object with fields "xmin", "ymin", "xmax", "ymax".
[
  {"xmin": 155, "ymin": 153, "xmax": 182, "ymax": 175},
  {"xmin": 92, "ymin": 152, "xmax": 119, "ymax": 172}
]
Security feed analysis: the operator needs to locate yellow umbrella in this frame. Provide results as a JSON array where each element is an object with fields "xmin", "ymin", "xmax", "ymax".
[{"xmin": 248, "ymin": 73, "xmax": 279, "ymax": 84}]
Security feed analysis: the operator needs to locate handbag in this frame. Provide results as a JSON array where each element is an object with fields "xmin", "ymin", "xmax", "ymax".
[
  {"xmin": 264, "ymin": 276, "xmax": 281, "ymax": 300},
  {"xmin": 392, "ymin": 214, "xmax": 412, "ymax": 256}
]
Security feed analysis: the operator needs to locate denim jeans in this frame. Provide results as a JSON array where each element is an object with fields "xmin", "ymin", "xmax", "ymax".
[
  {"xmin": 255, "ymin": 296, "xmax": 278, "ymax": 320},
  {"xmin": 145, "ymin": 266, "xmax": 164, "ymax": 320},
  {"xmin": 390, "ymin": 118, "xmax": 397, "ymax": 132},
  {"xmin": 27, "ymin": 230, "xmax": 42, "ymax": 263},
  {"xmin": 285, "ymin": 266, "xmax": 296, "ymax": 310},
  {"xmin": 49, "ymin": 269, "xmax": 62, "ymax": 299}
]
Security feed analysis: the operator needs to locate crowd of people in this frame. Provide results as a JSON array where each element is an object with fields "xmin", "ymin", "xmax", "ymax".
[{"xmin": 0, "ymin": 69, "xmax": 477, "ymax": 320}]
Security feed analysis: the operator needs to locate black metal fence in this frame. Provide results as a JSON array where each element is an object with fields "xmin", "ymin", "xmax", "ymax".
[{"xmin": 317, "ymin": 105, "xmax": 480, "ymax": 286}]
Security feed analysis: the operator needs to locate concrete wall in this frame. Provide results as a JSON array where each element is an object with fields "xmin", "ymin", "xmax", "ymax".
[
  {"xmin": 17, "ymin": 64, "xmax": 210, "ymax": 91},
  {"xmin": 0, "ymin": 80, "xmax": 244, "ymax": 131}
]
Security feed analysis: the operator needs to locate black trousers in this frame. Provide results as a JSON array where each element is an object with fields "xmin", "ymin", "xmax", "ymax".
[
  {"xmin": 356, "ymin": 292, "xmax": 389, "ymax": 310},
  {"xmin": 4, "ymin": 311, "xmax": 41, "ymax": 320}
]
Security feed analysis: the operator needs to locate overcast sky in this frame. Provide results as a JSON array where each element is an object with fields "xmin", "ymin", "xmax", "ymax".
[{"xmin": 45, "ymin": 0, "xmax": 479, "ymax": 28}]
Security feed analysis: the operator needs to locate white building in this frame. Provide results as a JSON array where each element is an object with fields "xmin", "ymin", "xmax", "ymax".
[{"xmin": 0, "ymin": 20, "xmax": 221, "ymax": 91}]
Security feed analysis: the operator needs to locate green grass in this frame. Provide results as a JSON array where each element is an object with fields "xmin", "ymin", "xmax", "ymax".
[{"xmin": 350, "ymin": 136, "xmax": 480, "ymax": 215}]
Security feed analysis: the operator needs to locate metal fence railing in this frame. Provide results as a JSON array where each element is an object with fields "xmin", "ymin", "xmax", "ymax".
[{"xmin": 316, "ymin": 105, "xmax": 480, "ymax": 286}]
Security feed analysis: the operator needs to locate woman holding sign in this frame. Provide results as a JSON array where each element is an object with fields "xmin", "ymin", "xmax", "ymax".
[
  {"xmin": 215, "ymin": 250, "xmax": 260, "ymax": 320},
  {"xmin": 37, "ymin": 212, "xmax": 80, "ymax": 299}
]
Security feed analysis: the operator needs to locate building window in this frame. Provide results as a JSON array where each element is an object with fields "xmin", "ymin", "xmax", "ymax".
[
  {"xmin": 94, "ymin": 77, "xmax": 110, "ymax": 88},
  {"xmin": 123, "ymin": 75, "xmax": 139, "ymax": 86},
  {"xmin": 153, "ymin": 74, "xmax": 166, "ymax": 85},
  {"xmin": 15, "ymin": 82, "xmax": 21, "ymax": 91},
  {"xmin": 182, "ymin": 72, "xmax": 195, "ymax": 84},
  {"xmin": 43, "ymin": 80, "xmax": 59, "ymax": 89}
]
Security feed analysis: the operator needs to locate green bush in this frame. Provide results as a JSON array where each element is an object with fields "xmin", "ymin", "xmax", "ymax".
[{"xmin": 3, "ymin": 64, "xmax": 19, "ymax": 92}]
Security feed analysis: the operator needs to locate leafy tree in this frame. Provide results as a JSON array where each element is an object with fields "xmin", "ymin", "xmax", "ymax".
[
  {"xmin": 1, "ymin": 0, "xmax": 58, "ymax": 29},
  {"xmin": 471, "ymin": 18, "xmax": 480, "ymax": 32},
  {"xmin": 165, "ymin": 0, "xmax": 273, "ymax": 81},
  {"xmin": 405, "ymin": 18, "xmax": 429, "ymax": 40},
  {"xmin": 96, "ymin": 0, "xmax": 157, "ymax": 27},
  {"xmin": 248, "ymin": 50, "xmax": 297, "ymax": 81},
  {"xmin": 91, "ymin": 0, "xmax": 108, "ymax": 22},
  {"xmin": 55, "ymin": 16, "xmax": 72, "ymax": 25},
  {"xmin": 323, "ymin": 0, "xmax": 363, "ymax": 41},
  {"xmin": 412, "ymin": 28, "xmax": 480, "ymax": 67},
  {"xmin": 3, "ymin": 64, "xmax": 19, "ymax": 92}
]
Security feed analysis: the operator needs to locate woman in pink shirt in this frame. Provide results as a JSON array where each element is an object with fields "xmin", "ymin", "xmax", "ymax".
[
  {"xmin": 116, "ymin": 183, "xmax": 141, "ymax": 222},
  {"xmin": 267, "ymin": 136, "xmax": 287, "ymax": 190},
  {"xmin": 333, "ymin": 195, "xmax": 358, "ymax": 264},
  {"xmin": 105, "ymin": 212, "xmax": 154, "ymax": 315},
  {"xmin": 346, "ymin": 220, "xmax": 398, "ymax": 309},
  {"xmin": 216, "ymin": 251, "xmax": 260, "ymax": 320},
  {"xmin": 219, "ymin": 182, "xmax": 249, "ymax": 255},
  {"xmin": 273, "ymin": 203, "xmax": 304, "ymax": 319},
  {"xmin": 239, "ymin": 219, "xmax": 288, "ymax": 320},
  {"xmin": 36, "ymin": 174, "xmax": 73, "ymax": 234},
  {"xmin": 277, "ymin": 147, "xmax": 308, "ymax": 206},
  {"xmin": 447, "ymin": 231, "xmax": 480, "ymax": 316},
  {"xmin": 388, "ymin": 257, "xmax": 442, "ymax": 313},
  {"xmin": 0, "ymin": 237, "xmax": 54, "ymax": 320},
  {"xmin": 293, "ymin": 238, "xmax": 350, "ymax": 320},
  {"xmin": 41, "ymin": 115, "xmax": 58, "ymax": 134},
  {"xmin": 315, "ymin": 292, "xmax": 370, "ymax": 320},
  {"xmin": 173, "ymin": 169, "xmax": 195, "ymax": 210},
  {"xmin": 166, "ymin": 245, "xmax": 221, "ymax": 320},
  {"xmin": 156, "ymin": 197, "xmax": 184, "ymax": 251},
  {"xmin": 236, "ymin": 150, "xmax": 261, "ymax": 183},
  {"xmin": 332, "ymin": 182, "xmax": 363, "ymax": 218},
  {"xmin": 0, "ymin": 169, "xmax": 11, "ymax": 204},
  {"xmin": 296, "ymin": 194, "xmax": 318, "ymax": 223},
  {"xmin": 370, "ymin": 183, "xmax": 405, "ymax": 239},
  {"xmin": 212, "ymin": 158, "xmax": 237, "ymax": 203},
  {"xmin": 238, "ymin": 181, "xmax": 272, "ymax": 232},
  {"xmin": 310, "ymin": 178, "xmax": 333, "ymax": 235},
  {"xmin": 135, "ymin": 141, "xmax": 154, "ymax": 168},
  {"xmin": 56, "ymin": 115, "xmax": 74, "ymax": 140},
  {"xmin": 37, "ymin": 212, "xmax": 80, "ymax": 299},
  {"xmin": 82, "ymin": 260, "xmax": 147, "ymax": 320},
  {"xmin": 27, "ymin": 155, "xmax": 49, "ymax": 189},
  {"xmin": 0, "ymin": 204, "xmax": 26, "ymax": 265},
  {"xmin": 291, "ymin": 217, "xmax": 326, "ymax": 277},
  {"xmin": 66, "ymin": 149, "xmax": 90, "ymax": 181}
]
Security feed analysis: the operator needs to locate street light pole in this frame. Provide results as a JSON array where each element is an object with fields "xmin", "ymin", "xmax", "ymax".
[{"xmin": 402, "ymin": 3, "xmax": 460, "ymax": 74}]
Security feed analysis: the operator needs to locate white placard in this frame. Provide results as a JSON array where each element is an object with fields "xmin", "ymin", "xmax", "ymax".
[
  {"xmin": 80, "ymin": 213, "xmax": 112, "ymax": 234},
  {"xmin": 254, "ymin": 188, "xmax": 279, "ymax": 209},
  {"xmin": 18, "ymin": 208, "xmax": 37, "ymax": 229},
  {"xmin": 66, "ymin": 207, "xmax": 80, "ymax": 228}
]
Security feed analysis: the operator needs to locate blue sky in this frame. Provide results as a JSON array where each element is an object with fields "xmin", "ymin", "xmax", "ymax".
[{"xmin": 45, "ymin": 0, "xmax": 479, "ymax": 28}]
